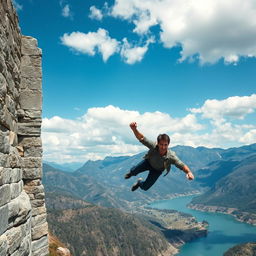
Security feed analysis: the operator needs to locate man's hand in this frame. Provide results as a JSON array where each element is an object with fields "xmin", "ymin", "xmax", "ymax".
[
  {"xmin": 129, "ymin": 122, "xmax": 144, "ymax": 141},
  {"xmin": 186, "ymin": 171, "xmax": 194, "ymax": 180},
  {"xmin": 183, "ymin": 165, "xmax": 194, "ymax": 180},
  {"xmin": 130, "ymin": 122, "xmax": 137, "ymax": 131}
]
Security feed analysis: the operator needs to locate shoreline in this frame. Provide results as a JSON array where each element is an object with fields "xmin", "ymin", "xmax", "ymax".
[
  {"xmin": 188, "ymin": 203, "xmax": 256, "ymax": 226},
  {"xmin": 147, "ymin": 192, "xmax": 256, "ymax": 227},
  {"xmin": 146, "ymin": 190, "xmax": 202, "ymax": 205},
  {"xmin": 139, "ymin": 194, "xmax": 208, "ymax": 256},
  {"xmin": 146, "ymin": 193, "xmax": 256, "ymax": 255}
]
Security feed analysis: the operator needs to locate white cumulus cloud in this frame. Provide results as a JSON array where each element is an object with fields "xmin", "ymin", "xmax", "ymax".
[
  {"xmin": 61, "ymin": 29, "xmax": 120, "ymax": 62},
  {"xmin": 62, "ymin": 4, "xmax": 72, "ymax": 18},
  {"xmin": 120, "ymin": 38, "xmax": 153, "ymax": 64},
  {"xmin": 61, "ymin": 29, "xmax": 154, "ymax": 64},
  {"xmin": 240, "ymin": 129, "xmax": 256, "ymax": 144},
  {"xmin": 42, "ymin": 105, "xmax": 203, "ymax": 163},
  {"xmin": 108, "ymin": 0, "xmax": 256, "ymax": 64},
  {"xmin": 42, "ymin": 99, "xmax": 256, "ymax": 163},
  {"xmin": 190, "ymin": 94, "xmax": 256, "ymax": 120},
  {"xmin": 89, "ymin": 6, "xmax": 103, "ymax": 20}
]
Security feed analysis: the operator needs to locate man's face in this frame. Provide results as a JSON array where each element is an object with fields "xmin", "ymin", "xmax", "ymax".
[{"xmin": 157, "ymin": 139, "xmax": 169, "ymax": 155}]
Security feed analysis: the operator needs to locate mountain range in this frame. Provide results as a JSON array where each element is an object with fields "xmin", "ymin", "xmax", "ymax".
[
  {"xmin": 43, "ymin": 143, "xmax": 256, "ymax": 256},
  {"xmin": 44, "ymin": 161, "xmax": 83, "ymax": 172},
  {"xmin": 43, "ymin": 143, "xmax": 256, "ymax": 212}
]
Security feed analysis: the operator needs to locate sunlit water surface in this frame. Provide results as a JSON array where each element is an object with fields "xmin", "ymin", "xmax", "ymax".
[{"xmin": 150, "ymin": 195, "xmax": 256, "ymax": 256}]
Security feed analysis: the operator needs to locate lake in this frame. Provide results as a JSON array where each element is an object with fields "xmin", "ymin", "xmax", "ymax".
[{"xmin": 150, "ymin": 195, "xmax": 256, "ymax": 256}]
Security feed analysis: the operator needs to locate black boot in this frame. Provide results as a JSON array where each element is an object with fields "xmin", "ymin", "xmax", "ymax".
[
  {"xmin": 124, "ymin": 172, "xmax": 132, "ymax": 179},
  {"xmin": 131, "ymin": 178, "xmax": 143, "ymax": 191}
]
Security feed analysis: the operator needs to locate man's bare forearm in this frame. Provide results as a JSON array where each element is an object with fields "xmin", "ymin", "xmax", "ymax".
[
  {"xmin": 130, "ymin": 122, "xmax": 144, "ymax": 141},
  {"xmin": 183, "ymin": 165, "xmax": 194, "ymax": 180},
  {"xmin": 133, "ymin": 128, "xmax": 144, "ymax": 141},
  {"xmin": 183, "ymin": 165, "xmax": 190, "ymax": 174}
]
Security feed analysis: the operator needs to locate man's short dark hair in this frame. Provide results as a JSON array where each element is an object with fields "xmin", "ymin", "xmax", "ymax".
[{"xmin": 157, "ymin": 134, "xmax": 170, "ymax": 144}]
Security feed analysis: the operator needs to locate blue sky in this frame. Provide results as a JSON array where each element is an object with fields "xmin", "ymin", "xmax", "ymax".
[{"xmin": 16, "ymin": 0, "xmax": 256, "ymax": 163}]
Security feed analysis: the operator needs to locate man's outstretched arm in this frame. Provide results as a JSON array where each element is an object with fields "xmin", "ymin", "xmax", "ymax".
[
  {"xmin": 183, "ymin": 165, "xmax": 194, "ymax": 180},
  {"xmin": 130, "ymin": 122, "xmax": 144, "ymax": 141}
]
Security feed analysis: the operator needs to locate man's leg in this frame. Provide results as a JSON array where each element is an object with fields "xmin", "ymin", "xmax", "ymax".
[
  {"xmin": 125, "ymin": 159, "xmax": 151, "ymax": 179},
  {"xmin": 139, "ymin": 170, "xmax": 162, "ymax": 191}
]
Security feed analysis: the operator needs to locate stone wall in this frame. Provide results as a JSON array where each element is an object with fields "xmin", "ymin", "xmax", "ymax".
[{"xmin": 0, "ymin": 0, "xmax": 48, "ymax": 255}]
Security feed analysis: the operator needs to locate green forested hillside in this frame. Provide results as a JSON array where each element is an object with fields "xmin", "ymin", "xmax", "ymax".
[
  {"xmin": 48, "ymin": 206, "xmax": 173, "ymax": 256},
  {"xmin": 43, "ymin": 163, "xmax": 152, "ymax": 209},
  {"xmin": 220, "ymin": 144, "xmax": 256, "ymax": 161},
  {"xmin": 46, "ymin": 191, "xmax": 207, "ymax": 256},
  {"xmin": 224, "ymin": 242, "xmax": 256, "ymax": 256},
  {"xmin": 46, "ymin": 192, "xmax": 182, "ymax": 256},
  {"xmin": 192, "ymin": 155, "xmax": 256, "ymax": 214},
  {"xmin": 195, "ymin": 160, "xmax": 239, "ymax": 187}
]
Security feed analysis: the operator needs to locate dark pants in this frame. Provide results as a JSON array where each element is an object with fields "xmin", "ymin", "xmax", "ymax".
[{"xmin": 130, "ymin": 159, "xmax": 163, "ymax": 191}]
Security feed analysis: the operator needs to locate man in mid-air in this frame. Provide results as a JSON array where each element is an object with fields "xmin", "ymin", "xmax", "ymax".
[{"xmin": 125, "ymin": 122, "xmax": 194, "ymax": 191}]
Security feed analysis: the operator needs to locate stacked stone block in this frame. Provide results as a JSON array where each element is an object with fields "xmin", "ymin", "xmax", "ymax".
[
  {"xmin": 19, "ymin": 35, "xmax": 48, "ymax": 256},
  {"xmin": 0, "ymin": 0, "xmax": 49, "ymax": 255}
]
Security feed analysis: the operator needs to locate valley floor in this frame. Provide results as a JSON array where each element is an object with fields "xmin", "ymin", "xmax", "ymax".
[{"xmin": 132, "ymin": 206, "xmax": 208, "ymax": 255}]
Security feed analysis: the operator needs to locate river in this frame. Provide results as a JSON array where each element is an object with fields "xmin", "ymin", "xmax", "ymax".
[{"xmin": 150, "ymin": 195, "xmax": 256, "ymax": 256}]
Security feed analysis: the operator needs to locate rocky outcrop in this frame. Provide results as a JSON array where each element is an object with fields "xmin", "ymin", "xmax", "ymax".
[
  {"xmin": 0, "ymin": 0, "xmax": 48, "ymax": 255},
  {"xmin": 49, "ymin": 232, "xmax": 72, "ymax": 256},
  {"xmin": 56, "ymin": 247, "xmax": 71, "ymax": 256}
]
